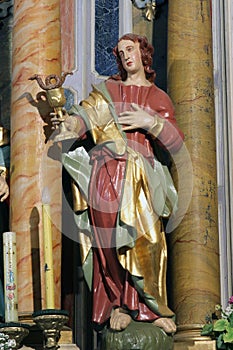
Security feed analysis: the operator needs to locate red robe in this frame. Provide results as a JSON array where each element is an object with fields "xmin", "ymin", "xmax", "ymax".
[{"xmin": 84, "ymin": 79, "xmax": 184, "ymax": 325}]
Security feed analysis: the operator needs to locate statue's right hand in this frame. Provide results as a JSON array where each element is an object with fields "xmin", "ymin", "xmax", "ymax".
[
  {"xmin": 50, "ymin": 108, "xmax": 67, "ymax": 129},
  {"xmin": 50, "ymin": 109, "xmax": 78, "ymax": 134}
]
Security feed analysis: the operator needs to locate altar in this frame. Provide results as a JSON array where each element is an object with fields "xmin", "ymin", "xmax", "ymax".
[{"xmin": 0, "ymin": 1, "xmax": 227, "ymax": 349}]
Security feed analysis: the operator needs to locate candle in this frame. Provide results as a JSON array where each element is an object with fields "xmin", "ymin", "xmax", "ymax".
[
  {"xmin": 42, "ymin": 187, "xmax": 55, "ymax": 309},
  {"xmin": 3, "ymin": 232, "xmax": 18, "ymax": 322}
]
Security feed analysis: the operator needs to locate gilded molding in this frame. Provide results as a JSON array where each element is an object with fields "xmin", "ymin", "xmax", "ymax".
[{"xmin": 132, "ymin": 0, "xmax": 157, "ymax": 21}]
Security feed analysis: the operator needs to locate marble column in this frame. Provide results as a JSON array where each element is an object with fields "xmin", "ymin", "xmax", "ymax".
[
  {"xmin": 10, "ymin": 0, "xmax": 62, "ymax": 317},
  {"xmin": 167, "ymin": 0, "xmax": 220, "ymax": 346}
]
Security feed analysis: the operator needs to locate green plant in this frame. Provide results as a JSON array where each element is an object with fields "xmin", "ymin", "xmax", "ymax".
[{"xmin": 201, "ymin": 296, "xmax": 233, "ymax": 349}]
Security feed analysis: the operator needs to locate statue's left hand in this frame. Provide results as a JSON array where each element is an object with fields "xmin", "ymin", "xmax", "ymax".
[
  {"xmin": 118, "ymin": 103, "xmax": 157, "ymax": 131},
  {"xmin": 0, "ymin": 176, "xmax": 9, "ymax": 202},
  {"xmin": 50, "ymin": 109, "xmax": 78, "ymax": 132}
]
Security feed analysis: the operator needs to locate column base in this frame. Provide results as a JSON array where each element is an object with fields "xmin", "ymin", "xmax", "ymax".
[
  {"xmin": 174, "ymin": 340, "xmax": 216, "ymax": 350},
  {"xmin": 21, "ymin": 325, "xmax": 80, "ymax": 350},
  {"xmin": 173, "ymin": 324, "xmax": 216, "ymax": 350}
]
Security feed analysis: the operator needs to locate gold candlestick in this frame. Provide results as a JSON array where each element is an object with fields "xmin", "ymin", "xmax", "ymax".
[
  {"xmin": 0, "ymin": 323, "xmax": 29, "ymax": 349},
  {"xmin": 33, "ymin": 309, "xmax": 69, "ymax": 350}
]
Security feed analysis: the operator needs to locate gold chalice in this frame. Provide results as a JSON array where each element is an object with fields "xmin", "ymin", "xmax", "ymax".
[{"xmin": 29, "ymin": 72, "xmax": 77, "ymax": 142}]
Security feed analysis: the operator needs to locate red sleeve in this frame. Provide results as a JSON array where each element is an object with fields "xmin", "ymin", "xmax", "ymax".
[
  {"xmin": 157, "ymin": 118, "xmax": 184, "ymax": 153},
  {"xmin": 152, "ymin": 87, "xmax": 184, "ymax": 153}
]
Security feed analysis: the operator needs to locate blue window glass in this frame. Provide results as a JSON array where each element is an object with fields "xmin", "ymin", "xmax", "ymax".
[{"xmin": 95, "ymin": 0, "xmax": 119, "ymax": 76}]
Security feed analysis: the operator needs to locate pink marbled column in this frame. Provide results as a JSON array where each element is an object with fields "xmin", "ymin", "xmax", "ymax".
[
  {"xmin": 11, "ymin": 0, "xmax": 62, "ymax": 316},
  {"xmin": 60, "ymin": 0, "xmax": 75, "ymax": 72},
  {"xmin": 167, "ymin": 0, "xmax": 220, "ymax": 345}
]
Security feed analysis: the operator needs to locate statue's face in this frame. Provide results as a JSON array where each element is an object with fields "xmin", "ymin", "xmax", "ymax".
[{"xmin": 117, "ymin": 39, "xmax": 143, "ymax": 75}]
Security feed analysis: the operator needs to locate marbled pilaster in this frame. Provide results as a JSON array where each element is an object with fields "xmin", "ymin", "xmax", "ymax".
[
  {"xmin": 60, "ymin": 0, "xmax": 75, "ymax": 72},
  {"xmin": 167, "ymin": 0, "xmax": 220, "ymax": 345},
  {"xmin": 11, "ymin": 0, "xmax": 62, "ymax": 316}
]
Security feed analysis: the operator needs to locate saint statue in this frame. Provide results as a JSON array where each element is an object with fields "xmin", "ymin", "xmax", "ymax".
[{"xmin": 52, "ymin": 33, "xmax": 184, "ymax": 335}]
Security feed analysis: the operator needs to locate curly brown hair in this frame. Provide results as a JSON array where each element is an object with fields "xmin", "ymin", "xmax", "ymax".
[{"xmin": 112, "ymin": 33, "xmax": 156, "ymax": 83}]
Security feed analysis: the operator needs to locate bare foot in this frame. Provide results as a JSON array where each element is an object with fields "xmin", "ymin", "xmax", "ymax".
[
  {"xmin": 110, "ymin": 308, "xmax": 132, "ymax": 331},
  {"xmin": 153, "ymin": 317, "xmax": 177, "ymax": 333}
]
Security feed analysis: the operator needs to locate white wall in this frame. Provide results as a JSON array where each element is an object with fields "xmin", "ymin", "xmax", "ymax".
[{"xmin": 212, "ymin": 0, "xmax": 233, "ymax": 305}]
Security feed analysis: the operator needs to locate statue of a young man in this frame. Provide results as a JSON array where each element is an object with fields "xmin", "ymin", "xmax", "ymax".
[{"xmin": 53, "ymin": 33, "xmax": 184, "ymax": 335}]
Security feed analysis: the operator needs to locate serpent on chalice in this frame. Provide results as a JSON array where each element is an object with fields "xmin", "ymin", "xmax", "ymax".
[{"xmin": 29, "ymin": 72, "xmax": 73, "ymax": 90}]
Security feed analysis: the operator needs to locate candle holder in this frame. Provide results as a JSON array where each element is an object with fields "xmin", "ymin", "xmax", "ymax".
[
  {"xmin": 29, "ymin": 72, "xmax": 77, "ymax": 142},
  {"xmin": 0, "ymin": 322, "xmax": 30, "ymax": 349},
  {"xmin": 32, "ymin": 309, "xmax": 69, "ymax": 350}
]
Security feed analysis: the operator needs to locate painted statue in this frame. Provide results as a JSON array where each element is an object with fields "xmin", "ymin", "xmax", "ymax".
[{"xmin": 52, "ymin": 33, "xmax": 184, "ymax": 334}]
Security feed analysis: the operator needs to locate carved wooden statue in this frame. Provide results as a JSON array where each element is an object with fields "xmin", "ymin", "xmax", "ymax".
[{"xmin": 51, "ymin": 33, "xmax": 184, "ymax": 349}]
